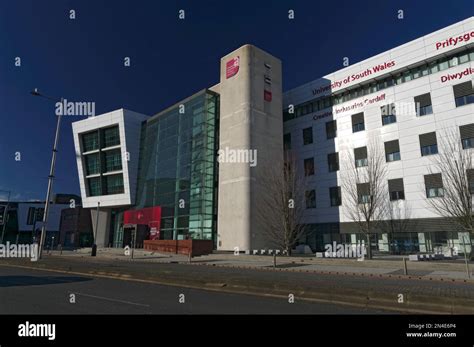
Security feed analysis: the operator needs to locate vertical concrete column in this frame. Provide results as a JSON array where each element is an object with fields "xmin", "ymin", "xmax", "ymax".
[
  {"xmin": 217, "ymin": 45, "xmax": 283, "ymax": 251},
  {"xmin": 90, "ymin": 208, "xmax": 112, "ymax": 248}
]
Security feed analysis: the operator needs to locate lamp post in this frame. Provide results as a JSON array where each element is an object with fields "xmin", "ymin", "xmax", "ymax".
[
  {"xmin": 31, "ymin": 89, "xmax": 63, "ymax": 260},
  {"xmin": 92, "ymin": 201, "xmax": 100, "ymax": 256}
]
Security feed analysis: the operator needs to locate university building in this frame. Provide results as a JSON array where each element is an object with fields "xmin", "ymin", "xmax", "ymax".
[{"xmin": 72, "ymin": 17, "xmax": 473, "ymax": 254}]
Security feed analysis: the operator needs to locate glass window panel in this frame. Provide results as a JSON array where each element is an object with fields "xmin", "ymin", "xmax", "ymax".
[
  {"xmin": 85, "ymin": 153, "xmax": 100, "ymax": 175},
  {"xmin": 103, "ymin": 149, "xmax": 122, "ymax": 172},
  {"xmin": 102, "ymin": 126, "xmax": 120, "ymax": 148},
  {"xmin": 88, "ymin": 177, "xmax": 102, "ymax": 196},
  {"xmin": 82, "ymin": 131, "xmax": 99, "ymax": 152},
  {"xmin": 105, "ymin": 174, "xmax": 124, "ymax": 195}
]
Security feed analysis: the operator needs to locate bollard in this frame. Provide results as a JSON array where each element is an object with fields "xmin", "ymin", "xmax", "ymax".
[
  {"xmin": 403, "ymin": 257, "xmax": 408, "ymax": 275},
  {"xmin": 273, "ymin": 253, "xmax": 277, "ymax": 268},
  {"xmin": 59, "ymin": 244, "xmax": 63, "ymax": 255},
  {"xmin": 188, "ymin": 251, "xmax": 192, "ymax": 263}
]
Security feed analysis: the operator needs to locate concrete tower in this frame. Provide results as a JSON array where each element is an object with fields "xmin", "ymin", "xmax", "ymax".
[{"xmin": 217, "ymin": 44, "xmax": 283, "ymax": 251}]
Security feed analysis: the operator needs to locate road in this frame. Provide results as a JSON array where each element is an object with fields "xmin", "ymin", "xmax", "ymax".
[
  {"xmin": 1, "ymin": 255, "xmax": 473, "ymax": 313},
  {"xmin": 0, "ymin": 265, "xmax": 389, "ymax": 314}
]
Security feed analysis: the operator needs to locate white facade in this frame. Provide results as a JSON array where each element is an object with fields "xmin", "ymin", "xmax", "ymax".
[
  {"xmin": 284, "ymin": 17, "xmax": 473, "ymax": 106},
  {"xmin": 72, "ymin": 109, "xmax": 148, "ymax": 247},
  {"xmin": 283, "ymin": 17, "xmax": 473, "ymax": 252},
  {"xmin": 71, "ymin": 109, "xmax": 148, "ymax": 209}
]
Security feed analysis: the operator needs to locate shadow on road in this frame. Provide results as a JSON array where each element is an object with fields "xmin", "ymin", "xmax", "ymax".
[{"xmin": 0, "ymin": 276, "xmax": 92, "ymax": 288}]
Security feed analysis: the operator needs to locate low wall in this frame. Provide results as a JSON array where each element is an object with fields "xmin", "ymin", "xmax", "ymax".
[{"xmin": 143, "ymin": 239, "xmax": 213, "ymax": 256}]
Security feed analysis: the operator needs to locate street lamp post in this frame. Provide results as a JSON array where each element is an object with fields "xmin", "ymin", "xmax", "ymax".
[
  {"xmin": 92, "ymin": 201, "xmax": 100, "ymax": 256},
  {"xmin": 31, "ymin": 89, "xmax": 63, "ymax": 260}
]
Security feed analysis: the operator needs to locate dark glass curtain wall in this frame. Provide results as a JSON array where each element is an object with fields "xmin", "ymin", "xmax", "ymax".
[{"xmin": 135, "ymin": 90, "xmax": 219, "ymax": 243}]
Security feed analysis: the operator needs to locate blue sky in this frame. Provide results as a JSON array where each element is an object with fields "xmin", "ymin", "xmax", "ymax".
[{"xmin": 0, "ymin": 0, "xmax": 471, "ymax": 201}]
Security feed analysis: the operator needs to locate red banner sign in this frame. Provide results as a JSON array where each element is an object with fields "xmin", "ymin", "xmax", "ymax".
[{"xmin": 123, "ymin": 206, "xmax": 161, "ymax": 226}]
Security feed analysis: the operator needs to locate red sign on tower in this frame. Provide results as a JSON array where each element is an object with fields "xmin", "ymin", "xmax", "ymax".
[{"xmin": 226, "ymin": 56, "xmax": 240, "ymax": 79}]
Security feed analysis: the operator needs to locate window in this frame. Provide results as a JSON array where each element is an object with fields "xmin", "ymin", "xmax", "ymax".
[
  {"xmin": 324, "ymin": 97, "xmax": 332, "ymax": 109},
  {"xmin": 102, "ymin": 126, "xmax": 120, "ymax": 148},
  {"xmin": 304, "ymin": 158, "xmax": 315, "ymax": 176},
  {"xmin": 283, "ymin": 109, "xmax": 294, "ymax": 122},
  {"xmin": 302, "ymin": 127, "xmax": 313, "ymax": 145},
  {"xmin": 329, "ymin": 186, "xmax": 341, "ymax": 206},
  {"xmin": 412, "ymin": 67, "xmax": 421, "ymax": 79},
  {"xmin": 453, "ymin": 81, "xmax": 474, "ymax": 107},
  {"xmin": 313, "ymin": 100, "xmax": 320, "ymax": 112},
  {"xmin": 105, "ymin": 174, "xmax": 124, "ymax": 195},
  {"xmin": 459, "ymin": 52, "xmax": 470, "ymax": 64},
  {"xmin": 27, "ymin": 207, "xmax": 44, "ymax": 225},
  {"xmin": 381, "ymin": 104, "xmax": 396, "ymax": 125},
  {"xmin": 438, "ymin": 58, "xmax": 449, "ymax": 71},
  {"xmin": 326, "ymin": 120, "xmax": 337, "ymax": 139},
  {"xmin": 283, "ymin": 133, "xmax": 292, "ymax": 150},
  {"xmin": 424, "ymin": 173, "xmax": 444, "ymax": 198},
  {"xmin": 388, "ymin": 178, "xmax": 405, "ymax": 201},
  {"xmin": 420, "ymin": 64, "xmax": 429, "ymax": 77},
  {"xmin": 419, "ymin": 132, "xmax": 438, "ymax": 156},
  {"xmin": 429, "ymin": 60, "xmax": 439, "ymax": 74},
  {"xmin": 403, "ymin": 70, "xmax": 412, "ymax": 82},
  {"xmin": 467, "ymin": 169, "xmax": 474, "ymax": 194},
  {"xmin": 88, "ymin": 177, "xmax": 102, "ymax": 196},
  {"xmin": 103, "ymin": 149, "xmax": 122, "ymax": 172},
  {"xmin": 82, "ymin": 131, "xmax": 99, "ymax": 152},
  {"xmin": 449, "ymin": 56, "xmax": 459, "ymax": 68},
  {"xmin": 460, "ymin": 124, "xmax": 474, "ymax": 149},
  {"xmin": 414, "ymin": 93, "xmax": 433, "ymax": 116},
  {"xmin": 81, "ymin": 125, "xmax": 126, "ymax": 197},
  {"xmin": 357, "ymin": 183, "xmax": 371, "ymax": 204},
  {"xmin": 352, "ymin": 113, "xmax": 365, "ymax": 133},
  {"xmin": 84, "ymin": 153, "xmax": 100, "ymax": 175},
  {"xmin": 384, "ymin": 140, "xmax": 401, "ymax": 162},
  {"xmin": 395, "ymin": 74, "xmax": 403, "ymax": 85},
  {"xmin": 354, "ymin": 146, "xmax": 368, "ymax": 167},
  {"xmin": 305, "ymin": 190, "xmax": 316, "ymax": 209},
  {"xmin": 328, "ymin": 152, "xmax": 339, "ymax": 172}
]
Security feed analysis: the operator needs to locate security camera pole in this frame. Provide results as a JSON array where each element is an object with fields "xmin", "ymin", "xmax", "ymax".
[{"xmin": 31, "ymin": 89, "xmax": 63, "ymax": 260}]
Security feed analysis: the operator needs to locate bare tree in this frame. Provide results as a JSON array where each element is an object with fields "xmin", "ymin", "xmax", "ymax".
[
  {"xmin": 381, "ymin": 199, "xmax": 415, "ymax": 254},
  {"xmin": 257, "ymin": 151, "xmax": 307, "ymax": 255},
  {"xmin": 425, "ymin": 128, "xmax": 474, "ymax": 258},
  {"xmin": 342, "ymin": 139, "xmax": 388, "ymax": 259}
]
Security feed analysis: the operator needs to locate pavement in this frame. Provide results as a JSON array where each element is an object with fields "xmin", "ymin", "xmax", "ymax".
[
  {"xmin": 1, "ymin": 252, "xmax": 473, "ymax": 314},
  {"xmin": 59, "ymin": 247, "xmax": 474, "ymax": 281},
  {"xmin": 0, "ymin": 265, "xmax": 388, "ymax": 314}
]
